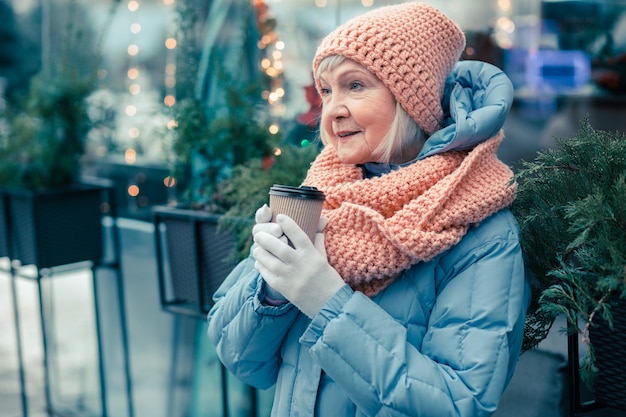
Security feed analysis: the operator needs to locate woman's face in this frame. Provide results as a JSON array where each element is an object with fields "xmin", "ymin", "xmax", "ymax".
[{"xmin": 318, "ymin": 59, "xmax": 396, "ymax": 164}]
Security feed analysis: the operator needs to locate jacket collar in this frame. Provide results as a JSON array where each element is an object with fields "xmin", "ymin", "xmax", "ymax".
[{"xmin": 418, "ymin": 60, "xmax": 514, "ymax": 159}]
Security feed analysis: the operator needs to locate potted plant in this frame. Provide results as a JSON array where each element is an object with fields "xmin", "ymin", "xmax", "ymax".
[
  {"xmin": 154, "ymin": 67, "xmax": 294, "ymax": 316},
  {"xmin": 154, "ymin": 23, "xmax": 283, "ymax": 318},
  {"xmin": 154, "ymin": 0, "xmax": 316, "ymax": 317},
  {"xmin": 512, "ymin": 117, "xmax": 626, "ymax": 411},
  {"xmin": 0, "ymin": 2, "xmax": 117, "ymax": 269}
]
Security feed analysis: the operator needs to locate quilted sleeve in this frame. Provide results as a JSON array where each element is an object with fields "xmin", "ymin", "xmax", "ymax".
[{"xmin": 207, "ymin": 255, "xmax": 299, "ymax": 389}]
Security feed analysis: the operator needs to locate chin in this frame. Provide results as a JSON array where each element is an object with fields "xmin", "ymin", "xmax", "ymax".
[
  {"xmin": 336, "ymin": 153, "xmax": 366, "ymax": 165},
  {"xmin": 332, "ymin": 142, "xmax": 369, "ymax": 165}
]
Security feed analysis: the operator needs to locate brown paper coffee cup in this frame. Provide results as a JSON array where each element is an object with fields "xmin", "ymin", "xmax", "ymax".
[{"xmin": 268, "ymin": 185, "xmax": 325, "ymax": 243}]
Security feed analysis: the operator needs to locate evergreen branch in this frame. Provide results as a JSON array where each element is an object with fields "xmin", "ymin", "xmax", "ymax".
[{"xmin": 582, "ymin": 294, "xmax": 608, "ymax": 344}]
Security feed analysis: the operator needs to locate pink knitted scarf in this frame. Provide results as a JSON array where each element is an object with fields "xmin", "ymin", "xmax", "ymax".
[{"xmin": 302, "ymin": 131, "xmax": 517, "ymax": 296}]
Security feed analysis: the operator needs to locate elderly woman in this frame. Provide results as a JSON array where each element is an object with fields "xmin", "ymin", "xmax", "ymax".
[{"xmin": 208, "ymin": 3, "xmax": 530, "ymax": 416}]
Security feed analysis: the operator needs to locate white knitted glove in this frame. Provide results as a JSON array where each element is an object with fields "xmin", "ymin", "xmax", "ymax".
[
  {"xmin": 252, "ymin": 204, "xmax": 288, "ymax": 302},
  {"xmin": 253, "ymin": 204, "xmax": 284, "ymax": 241},
  {"xmin": 252, "ymin": 214, "xmax": 345, "ymax": 318}
]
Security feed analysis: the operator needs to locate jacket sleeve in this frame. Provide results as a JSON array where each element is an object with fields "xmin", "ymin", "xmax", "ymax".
[
  {"xmin": 207, "ymin": 254, "xmax": 299, "ymax": 389},
  {"xmin": 300, "ymin": 211, "xmax": 531, "ymax": 417}
]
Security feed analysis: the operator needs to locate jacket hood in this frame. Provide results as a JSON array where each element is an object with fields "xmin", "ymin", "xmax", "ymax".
[{"xmin": 417, "ymin": 60, "xmax": 514, "ymax": 159}]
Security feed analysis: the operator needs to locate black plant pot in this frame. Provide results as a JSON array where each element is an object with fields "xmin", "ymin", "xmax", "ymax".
[
  {"xmin": 153, "ymin": 206, "xmax": 236, "ymax": 318},
  {"xmin": 590, "ymin": 299, "xmax": 626, "ymax": 411},
  {"xmin": 1, "ymin": 182, "xmax": 111, "ymax": 270}
]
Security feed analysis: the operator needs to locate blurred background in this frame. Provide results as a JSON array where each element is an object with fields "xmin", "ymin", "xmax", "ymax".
[{"xmin": 1, "ymin": 0, "xmax": 625, "ymax": 416}]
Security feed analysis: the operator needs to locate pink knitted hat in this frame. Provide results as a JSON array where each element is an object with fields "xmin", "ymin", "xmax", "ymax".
[{"xmin": 312, "ymin": 3, "xmax": 466, "ymax": 135}]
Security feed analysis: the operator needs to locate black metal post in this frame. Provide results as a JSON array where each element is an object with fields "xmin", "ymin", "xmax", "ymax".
[
  {"xmin": 221, "ymin": 362, "xmax": 229, "ymax": 417},
  {"xmin": 91, "ymin": 264, "xmax": 109, "ymax": 417},
  {"xmin": 36, "ymin": 272, "xmax": 53, "ymax": 416},
  {"xmin": 9, "ymin": 261, "xmax": 29, "ymax": 416},
  {"xmin": 166, "ymin": 315, "xmax": 180, "ymax": 417},
  {"xmin": 567, "ymin": 332, "xmax": 603, "ymax": 416},
  {"xmin": 106, "ymin": 215, "xmax": 135, "ymax": 417}
]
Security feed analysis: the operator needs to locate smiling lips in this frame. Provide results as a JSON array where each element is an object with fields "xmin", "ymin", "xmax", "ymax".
[{"xmin": 336, "ymin": 130, "xmax": 360, "ymax": 139}]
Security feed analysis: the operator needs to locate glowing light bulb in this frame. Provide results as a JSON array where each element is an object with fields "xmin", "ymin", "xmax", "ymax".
[
  {"xmin": 165, "ymin": 38, "xmax": 177, "ymax": 49},
  {"xmin": 164, "ymin": 95, "xmax": 176, "ymax": 107},
  {"xmin": 125, "ymin": 148, "xmax": 137, "ymax": 164},
  {"xmin": 128, "ymin": 185, "xmax": 140, "ymax": 196}
]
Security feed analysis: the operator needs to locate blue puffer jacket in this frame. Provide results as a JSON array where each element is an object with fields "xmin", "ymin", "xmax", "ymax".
[{"xmin": 207, "ymin": 61, "xmax": 531, "ymax": 417}]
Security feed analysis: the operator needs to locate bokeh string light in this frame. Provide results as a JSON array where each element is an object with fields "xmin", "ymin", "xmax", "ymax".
[
  {"xmin": 255, "ymin": 0, "xmax": 286, "ymax": 158},
  {"xmin": 122, "ymin": 0, "xmax": 180, "ymax": 207},
  {"xmin": 163, "ymin": 0, "xmax": 177, "ymax": 191},
  {"xmin": 125, "ymin": 0, "xmax": 141, "ymax": 165},
  {"xmin": 494, "ymin": 0, "xmax": 515, "ymax": 50}
]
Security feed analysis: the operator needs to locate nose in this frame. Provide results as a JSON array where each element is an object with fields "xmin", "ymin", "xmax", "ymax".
[{"xmin": 323, "ymin": 93, "xmax": 349, "ymax": 120}]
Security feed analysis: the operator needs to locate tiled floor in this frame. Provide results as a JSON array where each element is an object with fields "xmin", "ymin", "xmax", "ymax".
[{"xmin": 1, "ymin": 218, "xmax": 626, "ymax": 417}]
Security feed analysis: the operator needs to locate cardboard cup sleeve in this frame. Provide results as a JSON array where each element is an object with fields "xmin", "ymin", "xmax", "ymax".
[{"xmin": 268, "ymin": 185, "xmax": 325, "ymax": 243}]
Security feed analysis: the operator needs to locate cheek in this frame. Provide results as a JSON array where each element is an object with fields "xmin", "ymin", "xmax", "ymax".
[
  {"xmin": 320, "ymin": 112, "xmax": 336, "ymax": 144},
  {"xmin": 367, "ymin": 107, "xmax": 395, "ymax": 145},
  {"xmin": 379, "ymin": 97, "xmax": 396, "ymax": 127}
]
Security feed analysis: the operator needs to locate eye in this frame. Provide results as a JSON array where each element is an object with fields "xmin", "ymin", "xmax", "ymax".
[
  {"xmin": 320, "ymin": 87, "xmax": 331, "ymax": 96},
  {"xmin": 349, "ymin": 81, "xmax": 363, "ymax": 91}
]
